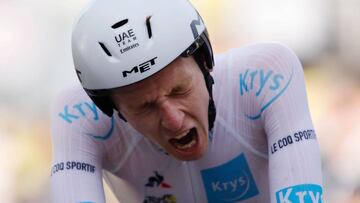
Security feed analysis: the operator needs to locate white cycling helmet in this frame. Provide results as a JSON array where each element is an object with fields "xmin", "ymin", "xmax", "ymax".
[{"xmin": 72, "ymin": 0, "xmax": 216, "ymax": 129}]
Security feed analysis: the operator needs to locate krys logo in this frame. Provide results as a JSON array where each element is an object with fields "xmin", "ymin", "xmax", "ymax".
[
  {"xmin": 239, "ymin": 67, "xmax": 294, "ymax": 120},
  {"xmin": 276, "ymin": 184, "xmax": 323, "ymax": 203},
  {"xmin": 201, "ymin": 154, "xmax": 259, "ymax": 203},
  {"xmin": 58, "ymin": 101, "xmax": 114, "ymax": 140}
]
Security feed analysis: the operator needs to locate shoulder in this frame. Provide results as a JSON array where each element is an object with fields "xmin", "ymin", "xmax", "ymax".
[
  {"xmin": 213, "ymin": 42, "xmax": 302, "ymax": 93},
  {"xmin": 51, "ymin": 84, "xmax": 115, "ymax": 141},
  {"xmin": 214, "ymin": 42, "xmax": 300, "ymax": 72},
  {"xmin": 52, "ymin": 85, "xmax": 98, "ymax": 126},
  {"xmin": 213, "ymin": 42, "xmax": 304, "ymax": 122}
]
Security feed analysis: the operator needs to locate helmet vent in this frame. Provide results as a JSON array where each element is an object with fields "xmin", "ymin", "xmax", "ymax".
[
  {"xmin": 111, "ymin": 19, "xmax": 128, "ymax": 29},
  {"xmin": 98, "ymin": 42, "xmax": 112, "ymax": 57},
  {"xmin": 146, "ymin": 16, "xmax": 152, "ymax": 38}
]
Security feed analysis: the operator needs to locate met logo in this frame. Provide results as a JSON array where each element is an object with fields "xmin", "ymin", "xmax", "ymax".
[
  {"xmin": 276, "ymin": 184, "xmax": 323, "ymax": 203},
  {"xmin": 122, "ymin": 57, "xmax": 157, "ymax": 78},
  {"xmin": 201, "ymin": 154, "xmax": 259, "ymax": 203},
  {"xmin": 239, "ymin": 68, "xmax": 294, "ymax": 120}
]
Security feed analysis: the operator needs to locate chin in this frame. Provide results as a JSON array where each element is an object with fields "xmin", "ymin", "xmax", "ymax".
[{"xmin": 175, "ymin": 152, "xmax": 206, "ymax": 161}]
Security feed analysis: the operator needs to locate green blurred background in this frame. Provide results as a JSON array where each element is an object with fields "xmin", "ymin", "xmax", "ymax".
[{"xmin": 0, "ymin": 0, "xmax": 359, "ymax": 202}]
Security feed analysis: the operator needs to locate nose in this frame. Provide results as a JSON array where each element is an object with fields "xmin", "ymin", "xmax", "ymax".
[{"xmin": 159, "ymin": 100, "xmax": 184, "ymax": 131}]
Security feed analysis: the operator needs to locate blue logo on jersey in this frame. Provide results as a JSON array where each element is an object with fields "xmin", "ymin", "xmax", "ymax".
[
  {"xmin": 59, "ymin": 101, "xmax": 114, "ymax": 140},
  {"xmin": 276, "ymin": 184, "xmax": 323, "ymax": 203},
  {"xmin": 59, "ymin": 102, "xmax": 99, "ymax": 123},
  {"xmin": 201, "ymin": 154, "xmax": 259, "ymax": 202},
  {"xmin": 239, "ymin": 68, "xmax": 294, "ymax": 120},
  {"xmin": 85, "ymin": 116, "xmax": 114, "ymax": 141}
]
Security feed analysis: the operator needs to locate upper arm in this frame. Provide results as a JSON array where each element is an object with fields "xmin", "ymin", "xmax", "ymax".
[
  {"xmin": 219, "ymin": 42, "xmax": 323, "ymax": 202},
  {"xmin": 243, "ymin": 43, "xmax": 323, "ymax": 202},
  {"xmin": 50, "ymin": 88, "xmax": 109, "ymax": 203}
]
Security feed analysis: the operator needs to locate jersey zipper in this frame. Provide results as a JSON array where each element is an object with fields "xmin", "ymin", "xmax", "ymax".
[{"xmin": 185, "ymin": 161, "xmax": 197, "ymax": 203}]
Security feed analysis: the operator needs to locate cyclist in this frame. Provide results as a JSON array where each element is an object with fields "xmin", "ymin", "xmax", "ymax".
[{"xmin": 51, "ymin": 0, "xmax": 323, "ymax": 202}]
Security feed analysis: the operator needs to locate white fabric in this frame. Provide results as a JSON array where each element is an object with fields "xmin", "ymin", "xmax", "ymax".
[{"xmin": 51, "ymin": 43, "xmax": 323, "ymax": 203}]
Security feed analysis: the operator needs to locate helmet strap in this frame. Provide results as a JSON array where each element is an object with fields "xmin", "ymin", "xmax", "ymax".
[{"xmin": 192, "ymin": 50, "xmax": 216, "ymax": 131}]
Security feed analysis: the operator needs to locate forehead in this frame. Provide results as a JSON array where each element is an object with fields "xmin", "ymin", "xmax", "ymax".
[{"xmin": 111, "ymin": 57, "xmax": 201, "ymax": 98}]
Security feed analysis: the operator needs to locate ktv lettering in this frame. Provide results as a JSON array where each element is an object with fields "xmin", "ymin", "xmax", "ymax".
[
  {"xmin": 59, "ymin": 102, "xmax": 98, "ymax": 124},
  {"xmin": 270, "ymin": 129, "xmax": 317, "ymax": 154},
  {"xmin": 276, "ymin": 184, "xmax": 323, "ymax": 203},
  {"xmin": 239, "ymin": 67, "xmax": 293, "ymax": 120}
]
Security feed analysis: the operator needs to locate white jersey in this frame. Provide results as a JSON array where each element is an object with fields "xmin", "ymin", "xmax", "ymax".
[{"xmin": 51, "ymin": 43, "xmax": 323, "ymax": 203}]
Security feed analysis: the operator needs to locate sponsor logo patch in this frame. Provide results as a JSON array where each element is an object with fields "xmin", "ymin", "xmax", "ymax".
[
  {"xmin": 122, "ymin": 57, "xmax": 157, "ymax": 78},
  {"xmin": 239, "ymin": 68, "xmax": 293, "ymax": 120},
  {"xmin": 59, "ymin": 102, "xmax": 99, "ymax": 124},
  {"xmin": 270, "ymin": 129, "xmax": 317, "ymax": 154},
  {"xmin": 143, "ymin": 194, "xmax": 177, "ymax": 203},
  {"xmin": 51, "ymin": 161, "xmax": 96, "ymax": 176},
  {"xmin": 114, "ymin": 28, "xmax": 139, "ymax": 54},
  {"xmin": 276, "ymin": 184, "xmax": 323, "ymax": 203},
  {"xmin": 145, "ymin": 171, "xmax": 172, "ymax": 189},
  {"xmin": 144, "ymin": 171, "xmax": 176, "ymax": 203},
  {"xmin": 58, "ymin": 102, "xmax": 114, "ymax": 140},
  {"xmin": 201, "ymin": 154, "xmax": 259, "ymax": 202}
]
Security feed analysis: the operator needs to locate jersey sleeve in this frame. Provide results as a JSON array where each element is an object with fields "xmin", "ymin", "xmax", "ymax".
[
  {"xmin": 217, "ymin": 42, "xmax": 323, "ymax": 202},
  {"xmin": 240, "ymin": 43, "xmax": 323, "ymax": 202},
  {"xmin": 50, "ymin": 87, "xmax": 110, "ymax": 203}
]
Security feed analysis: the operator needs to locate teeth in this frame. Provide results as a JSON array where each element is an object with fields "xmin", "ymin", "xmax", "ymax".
[
  {"xmin": 173, "ymin": 130, "xmax": 190, "ymax": 140},
  {"xmin": 176, "ymin": 139, "xmax": 196, "ymax": 149}
]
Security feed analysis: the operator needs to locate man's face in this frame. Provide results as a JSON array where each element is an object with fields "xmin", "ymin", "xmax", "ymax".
[{"xmin": 111, "ymin": 57, "xmax": 209, "ymax": 161}]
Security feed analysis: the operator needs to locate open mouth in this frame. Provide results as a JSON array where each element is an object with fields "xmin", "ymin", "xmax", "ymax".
[{"xmin": 169, "ymin": 128, "xmax": 198, "ymax": 150}]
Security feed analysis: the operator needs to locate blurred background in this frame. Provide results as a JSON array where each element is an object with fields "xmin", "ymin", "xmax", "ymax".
[{"xmin": 0, "ymin": 0, "xmax": 359, "ymax": 202}]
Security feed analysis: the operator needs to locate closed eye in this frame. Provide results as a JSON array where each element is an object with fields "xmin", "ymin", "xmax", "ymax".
[
  {"xmin": 126, "ymin": 100, "xmax": 155, "ymax": 115},
  {"xmin": 170, "ymin": 86, "xmax": 192, "ymax": 96}
]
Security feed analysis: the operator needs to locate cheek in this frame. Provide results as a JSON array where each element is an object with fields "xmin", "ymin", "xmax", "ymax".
[
  {"xmin": 127, "ymin": 116, "xmax": 150, "ymax": 131},
  {"xmin": 196, "ymin": 80, "xmax": 210, "ymax": 105},
  {"xmin": 127, "ymin": 115, "xmax": 159, "ymax": 137},
  {"xmin": 189, "ymin": 85, "xmax": 209, "ymax": 118}
]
